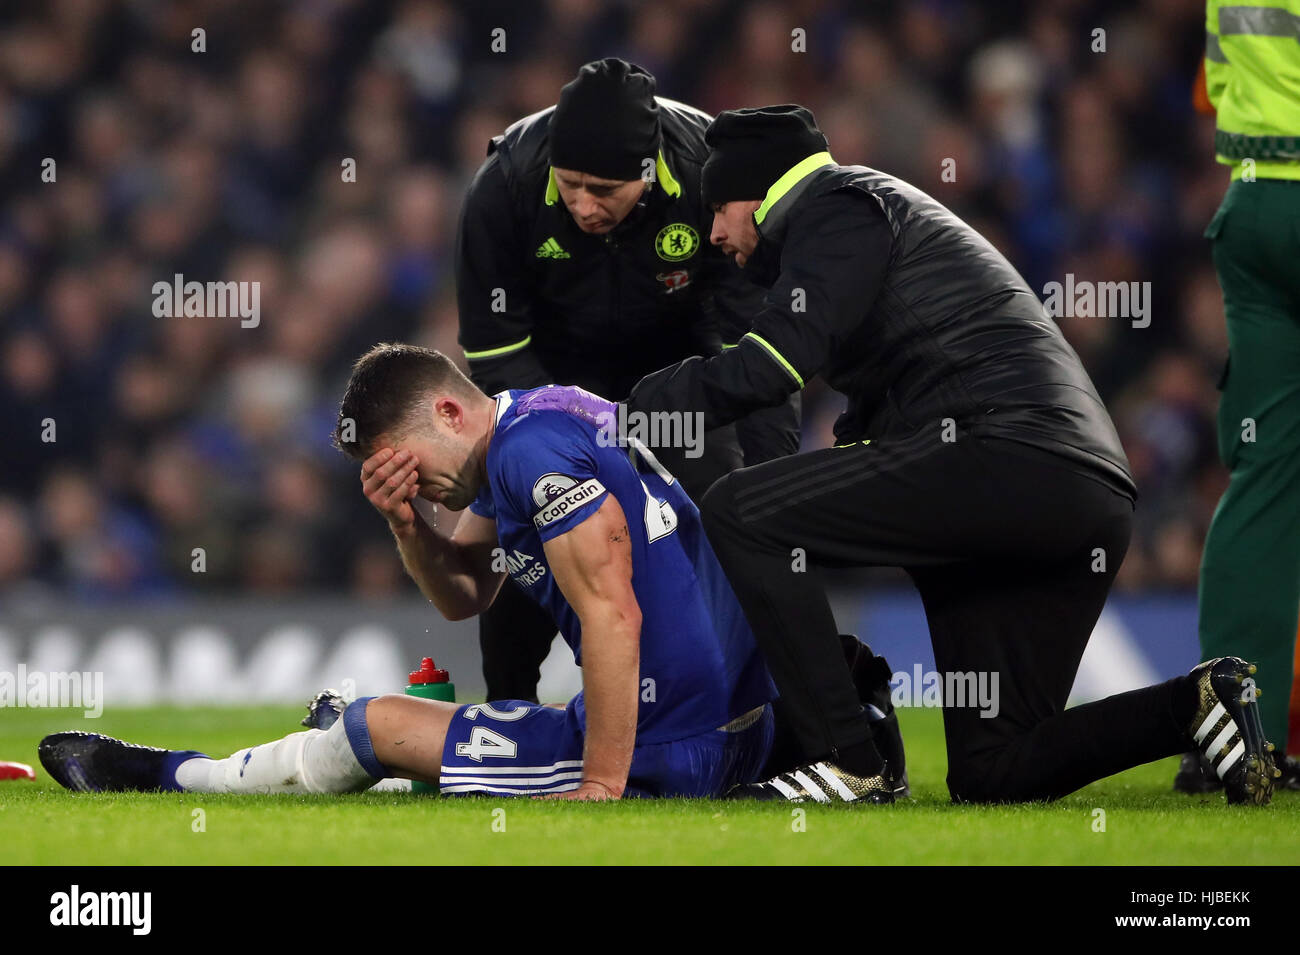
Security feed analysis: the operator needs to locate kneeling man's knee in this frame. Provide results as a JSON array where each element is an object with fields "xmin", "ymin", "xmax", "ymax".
[{"xmin": 700, "ymin": 472, "xmax": 743, "ymax": 539}]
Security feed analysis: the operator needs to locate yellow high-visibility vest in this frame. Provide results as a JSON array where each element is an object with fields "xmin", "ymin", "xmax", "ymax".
[{"xmin": 1205, "ymin": 0, "xmax": 1300, "ymax": 180}]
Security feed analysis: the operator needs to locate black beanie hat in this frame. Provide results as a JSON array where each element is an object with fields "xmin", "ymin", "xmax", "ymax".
[
  {"xmin": 701, "ymin": 105, "xmax": 829, "ymax": 207},
  {"xmin": 549, "ymin": 58, "xmax": 661, "ymax": 182}
]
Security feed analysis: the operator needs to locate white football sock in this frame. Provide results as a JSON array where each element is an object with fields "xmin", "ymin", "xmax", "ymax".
[{"xmin": 175, "ymin": 716, "xmax": 377, "ymax": 794}]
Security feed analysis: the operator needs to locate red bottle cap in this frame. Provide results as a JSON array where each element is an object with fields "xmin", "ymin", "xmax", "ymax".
[{"xmin": 409, "ymin": 657, "xmax": 450, "ymax": 684}]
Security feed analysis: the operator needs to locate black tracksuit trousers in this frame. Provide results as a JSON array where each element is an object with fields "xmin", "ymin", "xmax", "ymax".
[{"xmin": 700, "ymin": 426, "xmax": 1193, "ymax": 803}]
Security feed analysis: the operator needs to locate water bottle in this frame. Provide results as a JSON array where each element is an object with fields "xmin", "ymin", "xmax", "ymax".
[{"xmin": 405, "ymin": 657, "xmax": 455, "ymax": 793}]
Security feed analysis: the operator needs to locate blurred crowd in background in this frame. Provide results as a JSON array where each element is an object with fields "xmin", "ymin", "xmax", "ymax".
[{"xmin": 0, "ymin": 0, "xmax": 1232, "ymax": 603}]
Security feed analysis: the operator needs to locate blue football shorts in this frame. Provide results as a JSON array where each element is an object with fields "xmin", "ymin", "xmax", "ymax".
[{"xmin": 438, "ymin": 700, "xmax": 774, "ymax": 798}]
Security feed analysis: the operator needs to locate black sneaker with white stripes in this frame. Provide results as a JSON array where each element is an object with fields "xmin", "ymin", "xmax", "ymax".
[
  {"xmin": 842, "ymin": 634, "xmax": 909, "ymax": 798},
  {"xmin": 729, "ymin": 760, "xmax": 896, "ymax": 804},
  {"xmin": 1185, "ymin": 657, "xmax": 1280, "ymax": 805}
]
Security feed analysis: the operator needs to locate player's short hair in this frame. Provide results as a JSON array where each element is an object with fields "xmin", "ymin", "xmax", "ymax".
[{"xmin": 334, "ymin": 343, "xmax": 477, "ymax": 461}]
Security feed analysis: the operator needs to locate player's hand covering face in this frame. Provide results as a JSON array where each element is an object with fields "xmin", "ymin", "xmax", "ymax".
[
  {"xmin": 360, "ymin": 447, "xmax": 422, "ymax": 533},
  {"xmin": 403, "ymin": 434, "xmax": 481, "ymax": 511},
  {"xmin": 386, "ymin": 395, "xmax": 487, "ymax": 512}
]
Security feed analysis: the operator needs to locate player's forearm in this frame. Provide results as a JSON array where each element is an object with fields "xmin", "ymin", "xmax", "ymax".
[
  {"xmin": 577, "ymin": 608, "xmax": 641, "ymax": 796},
  {"xmin": 392, "ymin": 518, "xmax": 500, "ymax": 621}
]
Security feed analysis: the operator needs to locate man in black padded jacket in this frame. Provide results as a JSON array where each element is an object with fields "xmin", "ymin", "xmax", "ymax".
[{"xmin": 602, "ymin": 104, "xmax": 1277, "ymax": 806}]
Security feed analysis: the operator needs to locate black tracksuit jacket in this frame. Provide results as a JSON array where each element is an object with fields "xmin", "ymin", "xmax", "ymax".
[
  {"xmin": 455, "ymin": 98, "xmax": 799, "ymax": 463},
  {"xmin": 625, "ymin": 159, "xmax": 1137, "ymax": 500}
]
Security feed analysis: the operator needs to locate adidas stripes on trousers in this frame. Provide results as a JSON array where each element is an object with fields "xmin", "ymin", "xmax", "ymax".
[{"xmin": 700, "ymin": 426, "xmax": 1192, "ymax": 802}]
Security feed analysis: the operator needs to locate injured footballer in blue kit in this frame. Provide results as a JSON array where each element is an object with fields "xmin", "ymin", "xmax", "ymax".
[{"xmin": 41, "ymin": 345, "xmax": 837, "ymax": 801}]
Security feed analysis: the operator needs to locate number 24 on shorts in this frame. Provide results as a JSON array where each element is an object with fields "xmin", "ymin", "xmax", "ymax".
[{"xmin": 455, "ymin": 702, "xmax": 528, "ymax": 762}]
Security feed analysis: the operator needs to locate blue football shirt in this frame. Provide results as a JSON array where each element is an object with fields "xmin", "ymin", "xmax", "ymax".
[{"xmin": 468, "ymin": 387, "xmax": 775, "ymax": 744}]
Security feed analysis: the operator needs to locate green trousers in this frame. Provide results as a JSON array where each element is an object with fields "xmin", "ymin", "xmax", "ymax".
[{"xmin": 1199, "ymin": 177, "xmax": 1300, "ymax": 749}]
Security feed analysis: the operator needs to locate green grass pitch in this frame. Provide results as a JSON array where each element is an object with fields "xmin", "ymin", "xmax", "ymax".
[{"xmin": 3, "ymin": 704, "xmax": 1297, "ymax": 865}]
